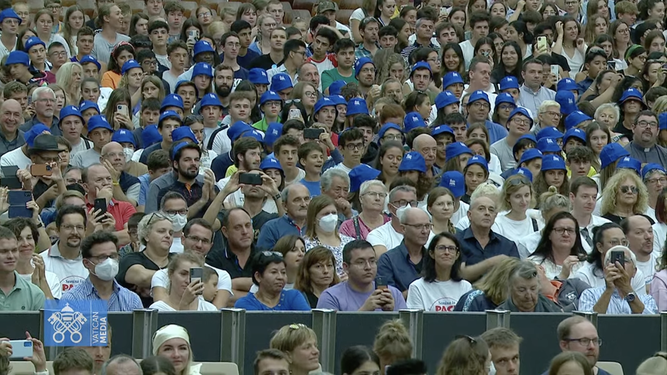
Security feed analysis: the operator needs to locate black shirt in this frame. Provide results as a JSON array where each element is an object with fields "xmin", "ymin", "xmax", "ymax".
[
  {"xmin": 216, "ymin": 209, "xmax": 278, "ymax": 243},
  {"xmin": 205, "ymin": 242, "xmax": 258, "ymax": 279},
  {"xmin": 249, "ymin": 53, "xmax": 282, "ymax": 70},
  {"xmin": 613, "ymin": 121, "xmax": 634, "ymax": 142},
  {"xmin": 117, "ymin": 251, "xmax": 175, "ymax": 307}
]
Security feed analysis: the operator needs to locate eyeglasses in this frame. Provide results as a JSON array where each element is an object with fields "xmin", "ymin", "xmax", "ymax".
[
  {"xmin": 512, "ymin": 118, "xmax": 531, "ymax": 126},
  {"xmin": 508, "ymin": 176, "xmax": 531, "ymax": 186},
  {"xmin": 553, "ymin": 227, "xmax": 576, "ymax": 235},
  {"xmin": 164, "ymin": 209, "xmax": 187, "ymax": 215},
  {"xmin": 391, "ymin": 200, "xmax": 418, "ymax": 208},
  {"xmin": 565, "ymin": 338, "xmax": 602, "ymax": 347},
  {"xmin": 607, "ymin": 238, "xmax": 629, "ymax": 247},
  {"xmin": 620, "ymin": 185, "xmax": 638, "ymax": 194},
  {"xmin": 363, "ymin": 191, "xmax": 387, "ymax": 199},
  {"xmin": 636, "ymin": 120, "xmax": 658, "ymax": 128},
  {"xmin": 647, "ymin": 177, "xmax": 667, "ymax": 184},
  {"xmin": 88, "ymin": 253, "xmax": 120, "ymax": 262},
  {"xmin": 261, "ymin": 251, "xmax": 283, "ymax": 258},
  {"xmin": 186, "ymin": 235, "xmax": 211, "ymax": 245},
  {"xmin": 498, "ymin": 104, "xmax": 515, "ymax": 111},
  {"xmin": 304, "ymin": 91, "xmax": 317, "ymax": 98},
  {"xmin": 197, "ymin": 11, "xmax": 212, "ymax": 17},
  {"xmin": 543, "ymin": 111, "xmax": 562, "ymax": 118},
  {"xmin": 345, "ymin": 142, "xmax": 365, "ymax": 151},
  {"xmin": 49, "ymin": 51, "xmax": 67, "ymax": 58},
  {"xmin": 36, "ymin": 98, "xmax": 56, "ymax": 103},
  {"xmin": 404, "ymin": 223, "xmax": 433, "ymax": 231},
  {"xmin": 434, "ymin": 245, "xmax": 458, "ymax": 253},
  {"xmin": 470, "ymin": 102, "xmax": 490, "ymax": 109}
]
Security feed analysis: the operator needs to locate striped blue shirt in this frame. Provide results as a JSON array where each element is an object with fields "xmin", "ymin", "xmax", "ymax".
[
  {"xmin": 579, "ymin": 287, "xmax": 657, "ymax": 314},
  {"xmin": 61, "ymin": 277, "xmax": 142, "ymax": 312}
]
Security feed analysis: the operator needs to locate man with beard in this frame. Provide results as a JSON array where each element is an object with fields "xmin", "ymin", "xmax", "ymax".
[
  {"xmin": 212, "ymin": 65, "xmax": 234, "ymax": 114},
  {"xmin": 157, "ymin": 142, "xmax": 216, "ymax": 218},
  {"xmin": 256, "ymin": 183, "xmax": 309, "ymax": 250},
  {"xmin": 546, "ymin": 317, "xmax": 611, "ymax": 375},
  {"xmin": 41, "ymin": 205, "xmax": 90, "ymax": 294},
  {"xmin": 355, "ymin": 18, "xmax": 379, "ymax": 59},
  {"xmin": 249, "ymin": 27, "xmax": 286, "ymax": 71},
  {"xmin": 20, "ymin": 86, "xmax": 61, "ymax": 135},
  {"xmin": 354, "ymin": 57, "xmax": 375, "ymax": 97},
  {"xmin": 624, "ymin": 110, "xmax": 667, "ymax": 165},
  {"xmin": 0, "ymin": 99, "xmax": 25, "ymax": 154},
  {"xmin": 267, "ymin": 39, "xmax": 307, "ymax": 85},
  {"xmin": 100, "ymin": 141, "xmax": 140, "ymax": 205},
  {"xmin": 569, "ymin": 177, "xmax": 610, "ymax": 254},
  {"xmin": 491, "ymin": 108, "xmax": 533, "ymax": 172},
  {"xmin": 622, "ymin": 215, "xmax": 658, "ymax": 291}
]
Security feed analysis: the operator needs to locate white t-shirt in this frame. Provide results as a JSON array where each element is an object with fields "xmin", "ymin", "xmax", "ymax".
[
  {"xmin": 349, "ymin": 8, "xmax": 366, "ymax": 24},
  {"xmin": 528, "ymin": 254, "xmax": 584, "ymax": 279},
  {"xmin": 495, "ymin": 214, "xmax": 541, "ymax": 245},
  {"xmin": 39, "ymin": 246, "xmax": 89, "ymax": 294},
  {"xmin": 459, "ymin": 40, "xmax": 474, "ymax": 69},
  {"xmin": 636, "ymin": 252, "xmax": 659, "ymax": 288},
  {"xmin": 406, "ymin": 278, "xmax": 472, "ymax": 312},
  {"xmin": 18, "ymin": 271, "xmax": 63, "ymax": 299},
  {"xmin": 573, "ymin": 261, "xmax": 648, "ymax": 295},
  {"xmin": 285, "ymin": 168, "xmax": 306, "ymax": 187},
  {"xmin": 211, "ymin": 128, "xmax": 232, "ymax": 156},
  {"xmin": 70, "ymin": 148, "xmax": 101, "ymax": 168},
  {"xmin": 151, "ymin": 264, "xmax": 233, "ymax": 294},
  {"xmin": 149, "ymin": 298, "xmax": 218, "ymax": 311},
  {"xmin": 452, "ymin": 201, "xmax": 469, "ymax": 227},
  {"xmin": 517, "ymin": 231, "xmax": 541, "ymax": 259},
  {"xmin": 169, "ymin": 237, "xmax": 184, "ymax": 253},
  {"xmin": 69, "ymin": 138, "xmax": 93, "ymax": 157},
  {"xmin": 654, "ymin": 222, "xmax": 667, "ymax": 253},
  {"xmin": 333, "ymin": 163, "xmax": 353, "ymax": 174},
  {"xmin": 216, "ymin": 176, "xmax": 278, "ymax": 214},
  {"xmin": 560, "ymin": 47, "xmax": 585, "ymax": 79},
  {"xmin": 367, "ymin": 221, "xmax": 403, "ymax": 250},
  {"xmin": 0, "ymin": 147, "xmax": 31, "ymax": 169}
]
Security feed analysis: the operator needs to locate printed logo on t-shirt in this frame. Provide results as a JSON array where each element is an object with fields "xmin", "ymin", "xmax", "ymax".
[
  {"xmin": 430, "ymin": 297, "xmax": 459, "ymax": 312},
  {"xmin": 60, "ymin": 276, "xmax": 87, "ymax": 292}
]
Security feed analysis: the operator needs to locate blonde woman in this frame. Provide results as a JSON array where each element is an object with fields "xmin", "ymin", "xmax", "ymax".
[
  {"xmin": 152, "ymin": 324, "xmax": 201, "ymax": 375},
  {"xmin": 373, "ymin": 320, "xmax": 413, "ymax": 371},
  {"xmin": 453, "ymin": 257, "xmax": 522, "ymax": 311},
  {"xmin": 495, "ymin": 174, "xmax": 540, "ymax": 245},
  {"xmin": 376, "ymin": 53, "xmax": 406, "ymax": 86},
  {"xmin": 270, "ymin": 324, "xmax": 321, "ymax": 375},
  {"xmin": 600, "ymin": 169, "xmax": 648, "ymax": 224},
  {"xmin": 55, "ymin": 62, "xmax": 82, "ymax": 106},
  {"xmin": 149, "ymin": 253, "xmax": 217, "ymax": 311}
]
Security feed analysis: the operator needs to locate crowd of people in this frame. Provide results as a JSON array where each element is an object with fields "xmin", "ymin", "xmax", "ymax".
[{"xmin": 0, "ymin": 0, "xmax": 666, "ymax": 371}]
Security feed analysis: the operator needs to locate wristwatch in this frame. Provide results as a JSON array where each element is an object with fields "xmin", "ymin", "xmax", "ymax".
[
  {"xmin": 625, "ymin": 292, "xmax": 636, "ymax": 303},
  {"xmin": 273, "ymin": 193, "xmax": 281, "ymax": 201}
]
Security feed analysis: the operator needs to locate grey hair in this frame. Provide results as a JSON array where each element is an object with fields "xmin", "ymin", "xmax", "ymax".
[
  {"xmin": 31, "ymin": 86, "xmax": 55, "ymax": 102},
  {"xmin": 359, "ymin": 180, "xmax": 386, "ymax": 196},
  {"xmin": 594, "ymin": 103, "xmax": 620, "ymax": 122},
  {"xmin": 469, "ymin": 182, "xmax": 501, "ymax": 203},
  {"xmin": 138, "ymin": 212, "xmax": 172, "ymax": 246},
  {"xmin": 603, "ymin": 245, "xmax": 637, "ymax": 266},
  {"xmin": 538, "ymin": 100, "xmax": 559, "ymax": 114},
  {"xmin": 280, "ymin": 182, "xmax": 307, "ymax": 202},
  {"xmin": 398, "ymin": 207, "xmax": 429, "ymax": 225},
  {"xmin": 100, "ymin": 354, "xmax": 142, "ymax": 375},
  {"xmin": 320, "ymin": 168, "xmax": 350, "ymax": 192},
  {"xmin": 388, "ymin": 184, "xmax": 417, "ymax": 202},
  {"xmin": 508, "ymin": 260, "xmax": 539, "ymax": 285}
]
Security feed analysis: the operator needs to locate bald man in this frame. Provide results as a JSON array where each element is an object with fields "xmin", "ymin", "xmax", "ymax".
[
  {"xmin": 256, "ymin": 183, "xmax": 310, "ymax": 251},
  {"xmin": 413, "ymin": 134, "xmax": 440, "ymax": 180},
  {"xmin": 377, "ymin": 207, "xmax": 431, "ymax": 296},
  {"xmin": 0, "ymin": 99, "xmax": 25, "ymax": 154},
  {"xmin": 101, "ymin": 355, "xmax": 142, "ymax": 375},
  {"xmin": 100, "ymin": 142, "xmax": 141, "ymax": 205}
]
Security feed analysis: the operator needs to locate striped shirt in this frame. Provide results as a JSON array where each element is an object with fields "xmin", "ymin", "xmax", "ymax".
[
  {"xmin": 61, "ymin": 277, "xmax": 142, "ymax": 312},
  {"xmin": 579, "ymin": 287, "xmax": 657, "ymax": 314}
]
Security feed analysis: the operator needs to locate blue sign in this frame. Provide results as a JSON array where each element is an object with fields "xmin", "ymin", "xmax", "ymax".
[{"xmin": 43, "ymin": 300, "xmax": 108, "ymax": 347}]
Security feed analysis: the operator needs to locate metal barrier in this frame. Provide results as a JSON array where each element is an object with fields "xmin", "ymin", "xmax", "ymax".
[{"xmin": 0, "ymin": 310, "xmax": 660, "ymax": 375}]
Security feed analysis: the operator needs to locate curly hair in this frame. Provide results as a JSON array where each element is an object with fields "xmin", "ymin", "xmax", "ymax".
[
  {"xmin": 373, "ymin": 320, "xmax": 413, "ymax": 366},
  {"xmin": 376, "ymin": 52, "xmax": 406, "ymax": 85},
  {"xmin": 600, "ymin": 169, "xmax": 648, "ymax": 216}
]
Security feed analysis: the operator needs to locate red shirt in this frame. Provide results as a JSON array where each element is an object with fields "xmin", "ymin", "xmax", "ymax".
[{"xmin": 86, "ymin": 198, "xmax": 136, "ymax": 232}]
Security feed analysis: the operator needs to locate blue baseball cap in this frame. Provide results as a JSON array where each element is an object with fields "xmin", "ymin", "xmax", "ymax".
[
  {"xmin": 555, "ymin": 91, "xmax": 577, "ymax": 116},
  {"xmin": 248, "ymin": 68, "xmax": 269, "ymax": 85},
  {"xmin": 24, "ymin": 124, "xmax": 50, "ymax": 147},
  {"xmin": 80, "ymin": 55, "xmax": 101, "ymax": 70},
  {"xmin": 445, "ymin": 142, "xmax": 472, "ymax": 161},
  {"xmin": 260, "ymin": 156, "xmax": 283, "ymax": 171},
  {"xmin": 519, "ymin": 148, "xmax": 543, "ymax": 165},
  {"xmin": 563, "ymin": 128, "xmax": 587, "ymax": 146},
  {"xmin": 87, "ymin": 115, "xmax": 113, "ymax": 133},
  {"xmin": 0, "ymin": 9, "xmax": 21, "ymax": 24},
  {"xmin": 328, "ymin": 80, "xmax": 346, "ymax": 96},
  {"xmin": 399, "ymin": 151, "xmax": 427, "ymax": 173},
  {"xmin": 435, "ymin": 90, "xmax": 459, "ymax": 109},
  {"xmin": 354, "ymin": 57, "xmax": 374, "ymax": 77},
  {"xmin": 442, "ymin": 72, "xmax": 464, "ymax": 89},
  {"xmin": 346, "ymin": 98, "xmax": 368, "ymax": 116},
  {"xmin": 404, "ymin": 112, "xmax": 426, "ymax": 132},
  {"xmin": 466, "ymin": 155, "xmax": 488, "ymax": 171},
  {"xmin": 660, "ymin": 112, "xmax": 667, "ymax": 130},
  {"xmin": 410, "ymin": 61, "xmax": 431, "ymax": 77},
  {"xmin": 620, "ymin": 88, "xmax": 645, "ymax": 106},
  {"xmin": 24, "ymin": 37, "xmax": 45, "ymax": 52},
  {"xmin": 432, "ymin": 125, "xmax": 454, "ymax": 138},
  {"xmin": 171, "ymin": 126, "xmax": 198, "ymax": 143},
  {"xmin": 512, "ymin": 134, "xmax": 537, "ymax": 155},
  {"xmin": 264, "ymin": 122, "xmax": 283, "ymax": 147},
  {"xmin": 617, "ymin": 156, "xmax": 641, "ymax": 174},
  {"xmin": 330, "ymin": 95, "xmax": 347, "ymax": 106},
  {"xmin": 495, "ymin": 93, "xmax": 516, "ymax": 107},
  {"xmin": 193, "ymin": 40, "xmax": 214, "ymax": 56},
  {"xmin": 141, "ymin": 124, "xmax": 162, "ymax": 147},
  {"xmin": 564, "ymin": 110, "xmax": 592, "ymax": 130},
  {"xmin": 239, "ymin": 129, "xmax": 264, "ymax": 143},
  {"xmin": 59, "ymin": 105, "xmax": 83, "ymax": 124},
  {"xmin": 508, "ymin": 107, "xmax": 533, "ymax": 126},
  {"xmin": 642, "ymin": 163, "xmax": 666, "ymax": 180},
  {"xmin": 557, "ymin": 78, "xmax": 578, "ymax": 91},
  {"xmin": 199, "ymin": 93, "xmax": 222, "ymax": 109},
  {"xmin": 349, "ymin": 164, "xmax": 381, "ymax": 192},
  {"xmin": 228, "ymin": 121, "xmax": 253, "ymax": 143},
  {"xmin": 161, "ymin": 94, "xmax": 184, "ymax": 110},
  {"xmin": 271, "ymin": 73, "xmax": 293, "ymax": 92},
  {"xmin": 439, "ymin": 171, "xmax": 465, "ymax": 198},
  {"xmin": 192, "ymin": 62, "xmax": 213, "ymax": 78},
  {"xmin": 314, "ymin": 97, "xmax": 335, "ymax": 114},
  {"xmin": 499, "ymin": 76, "xmax": 520, "ymax": 91},
  {"xmin": 112, "ymin": 129, "xmax": 135, "ymax": 146},
  {"xmin": 541, "ymin": 155, "xmax": 566, "ymax": 171},
  {"xmin": 600, "ymin": 143, "xmax": 630, "ymax": 169},
  {"xmin": 537, "ymin": 137, "xmax": 561, "ymax": 153},
  {"xmin": 378, "ymin": 123, "xmax": 402, "ymax": 140},
  {"xmin": 120, "ymin": 59, "xmax": 141, "ymax": 75},
  {"xmin": 513, "ymin": 167, "xmax": 533, "ymax": 182},
  {"xmin": 5, "ymin": 51, "xmax": 28, "ymax": 66},
  {"xmin": 158, "ymin": 110, "xmax": 181, "ymax": 125},
  {"xmin": 260, "ymin": 90, "xmax": 281, "ymax": 106},
  {"xmin": 468, "ymin": 90, "xmax": 489, "ymax": 105},
  {"xmin": 79, "ymin": 100, "xmax": 100, "ymax": 114},
  {"xmin": 536, "ymin": 127, "xmax": 563, "ymax": 141}
]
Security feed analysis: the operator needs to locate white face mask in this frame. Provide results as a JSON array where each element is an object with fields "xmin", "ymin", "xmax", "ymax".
[
  {"xmin": 318, "ymin": 213, "xmax": 338, "ymax": 233},
  {"xmin": 169, "ymin": 213, "xmax": 188, "ymax": 231},
  {"xmin": 92, "ymin": 258, "xmax": 119, "ymax": 281},
  {"xmin": 123, "ymin": 147, "xmax": 134, "ymax": 163}
]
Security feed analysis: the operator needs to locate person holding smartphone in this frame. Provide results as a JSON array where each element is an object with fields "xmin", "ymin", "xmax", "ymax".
[{"xmin": 149, "ymin": 252, "xmax": 217, "ymax": 311}]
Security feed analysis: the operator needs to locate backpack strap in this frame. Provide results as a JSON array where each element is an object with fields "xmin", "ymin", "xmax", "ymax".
[
  {"xmin": 353, "ymin": 216, "xmax": 362, "ymax": 240},
  {"xmin": 531, "ymin": 218, "xmax": 539, "ymax": 232}
]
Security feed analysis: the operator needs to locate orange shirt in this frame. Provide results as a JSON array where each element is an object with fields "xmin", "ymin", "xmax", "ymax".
[{"xmin": 101, "ymin": 70, "xmax": 121, "ymax": 89}]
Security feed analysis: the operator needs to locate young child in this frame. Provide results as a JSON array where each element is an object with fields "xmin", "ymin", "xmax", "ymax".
[
  {"xmin": 299, "ymin": 141, "xmax": 324, "ymax": 197},
  {"xmin": 202, "ymin": 266, "xmax": 219, "ymax": 303}
]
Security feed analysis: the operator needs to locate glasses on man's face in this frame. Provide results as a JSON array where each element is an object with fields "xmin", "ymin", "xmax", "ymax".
[
  {"xmin": 636, "ymin": 120, "xmax": 658, "ymax": 128},
  {"xmin": 345, "ymin": 142, "xmax": 364, "ymax": 151},
  {"xmin": 198, "ymin": 11, "xmax": 212, "ymax": 18},
  {"xmin": 391, "ymin": 200, "xmax": 418, "ymax": 208},
  {"xmin": 565, "ymin": 338, "xmax": 602, "ymax": 347},
  {"xmin": 89, "ymin": 253, "xmax": 120, "ymax": 262},
  {"xmin": 186, "ymin": 235, "xmax": 211, "ymax": 245},
  {"xmin": 364, "ymin": 191, "xmax": 387, "ymax": 199},
  {"xmin": 164, "ymin": 209, "xmax": 187, "ymax": 215},
  {"xmin": 512, "ymin": 118, "xmax": 531, "ymax": 126},
  {"xmin": 49, "ymin": 51, "xmax": 67, "ymax": 58},
  {"xmin": 620, "ymin": 185, "xmax": 638, "ymax": 194},
  {"xmin": 607, "ymin": 238, "xmax": 629, "ymax": 247},
  {"xmin": 404, "ymin": 223, "xmax": 433, "ymax": 232}
]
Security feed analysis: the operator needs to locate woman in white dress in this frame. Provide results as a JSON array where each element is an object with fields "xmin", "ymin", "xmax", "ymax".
[
  {"xmin": 529, "ymin": 212, "xmax": 587, "ymax": 279},
  {"xmin": 407, "ymin": 232, "xmax": 472, "ymax": 311},
  {"xmin": 149, "ymin": 253, "xmax": 217, "ymax": 312},
  {"xmin": 495, "ymin": 174, "xmax": 541, "ymax": 244}
]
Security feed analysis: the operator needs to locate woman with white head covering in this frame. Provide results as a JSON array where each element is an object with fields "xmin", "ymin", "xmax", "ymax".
[{"xmin": 152, "ymin": 324, "xmax": 201, "ymax": 375}]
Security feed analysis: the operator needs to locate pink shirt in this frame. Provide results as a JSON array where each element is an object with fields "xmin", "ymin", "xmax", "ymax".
[{"xmin": 339, "ymin": 214, "xmax": 391, "ymax": 240}]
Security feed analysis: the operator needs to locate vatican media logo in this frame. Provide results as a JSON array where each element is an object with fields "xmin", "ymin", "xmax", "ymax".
[{"xmin": 44, "ymin": 300, "xmax": 108, "ymax": 347}]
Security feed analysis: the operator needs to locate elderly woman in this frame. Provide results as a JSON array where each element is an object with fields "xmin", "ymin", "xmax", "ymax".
[
  {"xmin": 118, "ymin": 212, "xmax": 173, "ymax": 307},
  {"xmin": 149, "ymin": 253, "xmax": 217, "ymax": 311},
  {"xmin": 294, "ymin": 246, "xmax": 340, "ymax": 308},
  {"xmin": 642, "ymin": 164, "xmax": 667, "ymax": 222},
  {"xmin": 270, "ymin": 324, "xmax": 321, "ymax": 375},
  {"xmin": 152, "ymin": 324, "xmax": 201, "ymax": 375},
  {"xmin": 497, "ymin": 261, "xmax": 562, "ymax": 312},
  {"xmin": 340, "ymin": 180, "xmax": 390, "ymax": 240},
  {"xmin": 454, "ymin": 257, "xmax": 522, "ymax": 311},
  {"xmin": 600, "ymin": 169, "xmax": 648, "ymax": 224},
  {"xmin": 528, "ymin": 212, "xmax": 587, "ymax": 279}
]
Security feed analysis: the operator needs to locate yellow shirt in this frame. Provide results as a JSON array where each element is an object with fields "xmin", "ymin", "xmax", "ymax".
[
  {"xmin": 566, "ymin": 165, "xmax": 597, "ymax": 178},
  {"xmin": 225, "ymin": 165, "xmax": 238, "ymax": 178}
]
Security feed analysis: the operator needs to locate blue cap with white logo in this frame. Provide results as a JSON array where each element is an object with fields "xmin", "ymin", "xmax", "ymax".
[
  {"xmin": 260, "ymin": 156, "xmax": 283, "ymax": 171},
  {"xmin": 404, "ymin": 112, "xmax": 426, "ymax": 132},
  {"xmin": 346, "ymin": 98, "xmax": 368, "ymax": 116},
  {"xmin": 439, "ymin": 171, "xmax": 465, "ymax": 198},
  {"xmin": 537, "ymin": 137, "xmax": 561, "ymax": 153},
  {"xmin": 600, "ymin": 143, "xmax": 630, "ymax": 169},
  {"xmin": 442, "ymin": 72, "xmax": 464, "ymax": 89},
  {"xmin": 563, "ymin": 128, "xmax": 587, "ymax": 146},
  {"xmin": 435, "ymin": 90, "xmax": 459, "ymax": 109},
  {"xmin": 399, "ymin": 151, "xmax": 427, "ymax": 173},
  {"xmin": 445, "ymin": 142, "xmax": 473, "ymax": 162},
  {"xmin": 350, "ymin": 164, "xmax": 381, "ymax": 192},
  {"xmin": 541, "ymin": 155, "xmax": 566, "ymax": 171},
  {"xmin": 617, "ymin": 156, "xmax": 641, "ymax": 174},
  {"xmin": 112, "ymin": 129, "xmax": 135, "ymax": 147},
  {"xmin": 248, "ymin": 68, "xmax": 269, "ymax": 85},
  {"xmin": 271, "ymin": 73, "xmax": 293, "ymax": 92},
  {"xmin": 499, "ymin": 76, "xmax": 520, "ymax": 91}
]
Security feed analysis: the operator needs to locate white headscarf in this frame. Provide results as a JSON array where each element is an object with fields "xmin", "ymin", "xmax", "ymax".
[{"xmin": 152, "ymin": 324, "xmax": 202, "ymax": 375}]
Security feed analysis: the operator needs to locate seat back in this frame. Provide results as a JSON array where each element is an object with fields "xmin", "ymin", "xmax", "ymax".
[
  {"xmin": 198, "ymin": 362, "xmax": 240, "ymax": 375},
  {"xmin": 597, "ymin": 361, "xmax": 624, "ymax": 375},
  {"xmin": 9, "ymin": 361, "xmax": 54, "ymax": 375}
]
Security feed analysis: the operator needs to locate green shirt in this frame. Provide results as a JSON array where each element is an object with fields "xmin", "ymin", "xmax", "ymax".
[
  {"xmin": 0, "ymin": 271, "xmax": 45, "ymax": 311},
  {"xmin": 322, "ymin": 68, "xmax": 358, "ymax": 92},
  {"xmin": 253, "ymin": 117, "xmax": 280, "ymax": 132}
]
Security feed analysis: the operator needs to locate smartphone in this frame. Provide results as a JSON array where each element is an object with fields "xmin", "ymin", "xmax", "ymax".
[
  {"xmin": 29, "ymin": 164, "xmax": 52, "ymax": 177},
  {"xmin": 288, "ymin": 109, "xmax": 302, "ymax": 120},
  {"xmin": 610, "ymin": 250, "xmax": 625, "ymax": 268},
  {"xmin": 551, "ymin": 64, "xmax": 560, "ymax": 81},
  {"xmin": 8, "ymin": 191, "xmax": 31, "ymax": 206},
  {"xmin": 238, "ymin": 172, "xmax": 263, "ymax": 185},
  {"xmin": 439, "ymin": 6, "xmax": 448, "ymax": 16},
  {"xmin": 375, "ymin": 276, "xmax": 387, "ymax": 290},
  {"xmin": 1, "ymin": 166, "xmax": 18, "ymax": 178},
  {"xmin": 116, "ymin": 104, "xmax": 128, "ymax": 117},
  {"xmin": 304, "ymin": 128, "xmax": 324, "ymax": 140},
  {"xmin": 94, "ymin": 198, "xmax": 107, "ymax": 215},
  {"xmin": 0, "ymin": 177, "xmax": 22, "ymax": 189},
  {"xmin": 537, "ymin": 36, "xmax": 547, "ymax": 51},
  {"xmin": 190, "ymin": 267, "xmax": 203, "ymax": 283},
  {"xmin": 8, "ymin": 206, "xmax": 32, "ymax": 218},
  {"xmin": 8, "ymin": 340, "xmax": 33, "ymax": 359}
]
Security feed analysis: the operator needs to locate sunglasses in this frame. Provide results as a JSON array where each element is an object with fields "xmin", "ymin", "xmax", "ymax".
[{"xmin": 620, "ymin": 186, "xmax": 638, "ymax": 194}]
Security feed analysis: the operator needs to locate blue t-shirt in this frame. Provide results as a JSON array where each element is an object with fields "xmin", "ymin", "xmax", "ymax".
[
  {"xmin": 300, "ymin": 179, "xmax": 321, "ymax": 197},
  {"xmin": 234, "ymin": 289, "xmax": 311, "ymax": 311}
]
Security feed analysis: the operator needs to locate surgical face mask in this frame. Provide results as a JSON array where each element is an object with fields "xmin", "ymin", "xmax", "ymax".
[
  {"xmin": 92, "ymin": 258, "xmax": 119, "ymax": 281},
  {"xmin": 123, "ymin": 147, "xmax": 134, "ymax": 162},
  {"xmin": 169, "ymin": 213, "xmax": 188, "ymax": 231},
  {"xmin": 318, "ymin": 213, "xmax": 338, "ymax": 233}
]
